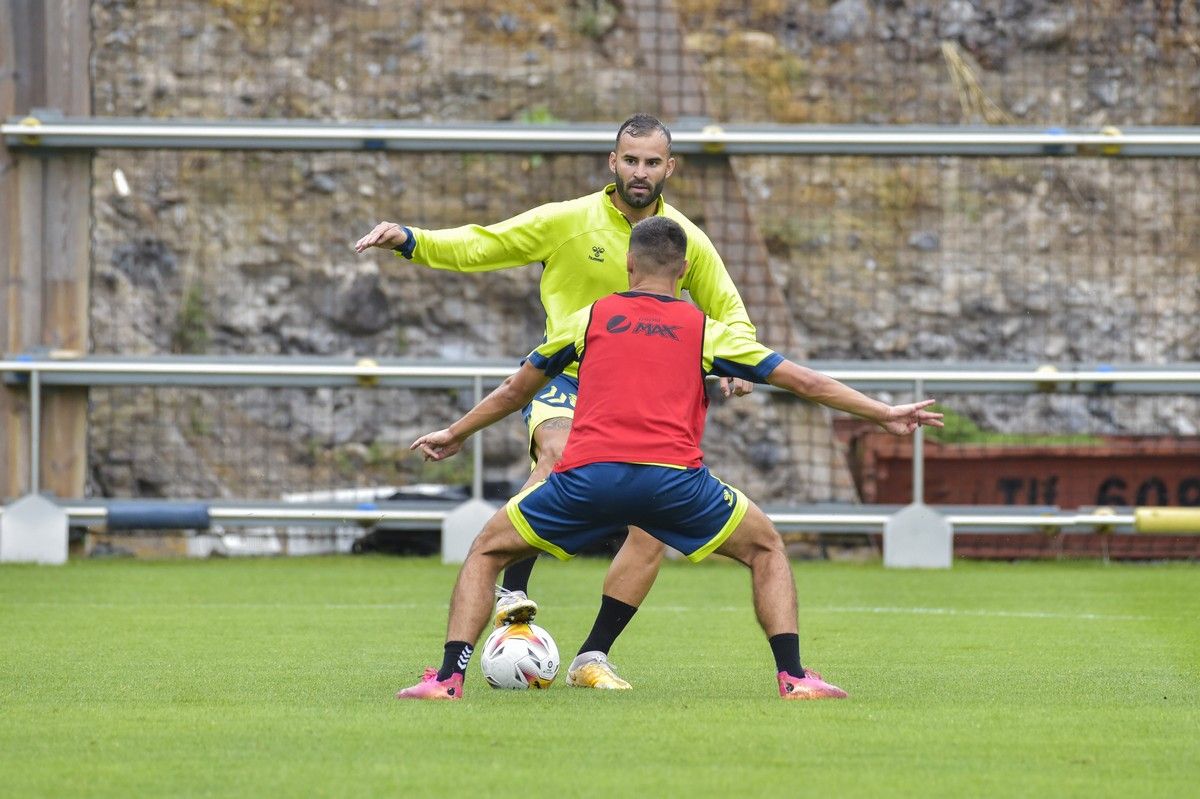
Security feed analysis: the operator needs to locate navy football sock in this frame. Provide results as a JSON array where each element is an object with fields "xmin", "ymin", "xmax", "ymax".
[
  {"xmin": 437, "ymin": 641, "xmax": 474, "ymax": 680},
  {"xmin": 577, "ymin": 594, "xmax": 638, "ymax": 656},
  {"xmin": 501, "ymin": 556, "xmax": 537, "ymax": 594},
  {"xmin": 768, "ymin": 633, "xmax": 804, "ymax": 677}
]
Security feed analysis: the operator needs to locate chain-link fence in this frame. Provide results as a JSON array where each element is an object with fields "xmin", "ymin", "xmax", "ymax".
[
  {"xmin": 84, "ymin": 0, "xmax": 1200, "ymax": 505},
  {"xmin": 84, "ymin": 382, "xmax": 1199, "ymax": 510}
]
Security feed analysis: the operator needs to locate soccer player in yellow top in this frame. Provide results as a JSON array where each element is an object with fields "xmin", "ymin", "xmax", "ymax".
[{"xmin": 354, "ymin": 114, "xmax": 755, "ymax": 689}]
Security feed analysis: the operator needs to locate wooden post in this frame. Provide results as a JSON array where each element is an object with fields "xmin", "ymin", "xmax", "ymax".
[
  {"xmin": 0, "ymin": 0, "xmax": 91, "ymax": 501},
  {"xmin": 0, "ymin": 0, "xmax": 26, "ymax": 501}
]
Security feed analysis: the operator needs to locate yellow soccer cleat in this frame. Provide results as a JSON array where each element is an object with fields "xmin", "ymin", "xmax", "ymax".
[
  {"xmin": 492, "ymin": 586, "xmax": 538, "ymax": 628},
  {"xmin": 566, "ymin": 651, "xmax": 632, "ymax": 690}
]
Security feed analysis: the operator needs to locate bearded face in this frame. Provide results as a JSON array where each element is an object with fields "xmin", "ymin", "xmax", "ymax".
[
  {"xmin": 615, "ymin": 171, "xmax": 667, "ymax": 209},
  {"xmin": 609, "ymin": 131, "xmax": 675, "ymax": 214}
]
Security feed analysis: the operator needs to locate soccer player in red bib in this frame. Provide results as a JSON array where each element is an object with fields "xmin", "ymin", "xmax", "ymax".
[
  {"xmin": 396, "ymin": 216, "xmax": 943, "ymax": 700},
  {"xmin": 356, "ymin": 114, "xmax": 755, "ymax": 689}
]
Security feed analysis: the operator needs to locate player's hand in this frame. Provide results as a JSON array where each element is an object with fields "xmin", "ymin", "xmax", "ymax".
[
  {"xmin": 354, "ymin": 221, "xmax": 408, "ymax": 253},
  {"xmin": 879, "ymin": 399, "xmax": 944, "ymax": 436},
  {"xmin": 718, "ymin": 377, "xmax": 754, "ymax": 398},
  {"xmin": 410, "ymin": 429, "xmax": 463, "ymax": 461}
]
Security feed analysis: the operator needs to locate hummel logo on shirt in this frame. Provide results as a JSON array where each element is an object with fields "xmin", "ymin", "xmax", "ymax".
[{"xmin": 589, "ymin": 245, "xmax": 605, "ymax": 262}]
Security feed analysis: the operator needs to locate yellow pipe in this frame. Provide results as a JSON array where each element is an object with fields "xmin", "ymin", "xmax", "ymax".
[{"xmin": 1135, "ymin": 507, "xmax": 1200, "ymax": 534}]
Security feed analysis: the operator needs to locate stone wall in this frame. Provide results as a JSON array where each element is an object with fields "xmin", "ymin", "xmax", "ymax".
[{"xmin": 85, "ymin": 1, "xmax": 1200, "ymax": 501}]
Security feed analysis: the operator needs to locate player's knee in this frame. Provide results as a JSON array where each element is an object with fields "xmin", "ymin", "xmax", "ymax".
[
  {"xmin": 622, "ymin": 529, "xmax": 666, "ymax": 561},
  {"xmin": 468, "ymin": 525, "xmax": 513, "ymax": 562},
  {"xmin": 530, "ymin": 454, "xmax": 559, "ymax": 483},
  {"xmin": 535, "ymin": 439, "xmax": 565, "ymax": 467},
  {"xmin": 751, "ymin": 534, "xmax": 786, "ymax": 565},
  {"xmin": 527, "ymin": 445, "xmax": 565, "ymax": 485},
  {"xmin": 729, "ymin": 529, "xmax": 785, "ymax": 569},
  {"xmin": 532, "ymin": 423, "xmax": 570, "ymax": 465}
]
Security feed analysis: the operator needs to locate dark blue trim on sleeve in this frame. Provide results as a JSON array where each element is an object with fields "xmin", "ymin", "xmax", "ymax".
[
  {"xmin": 710, "ymin": 351, "xmax": 784, "ymax": 383},
  {"xmin": 393, "ymin": 226, "xmax": 417, "ymax": 259},
  {"xmin": 529, "ymin": 344, "xmax": 579, "ymax": 378}
]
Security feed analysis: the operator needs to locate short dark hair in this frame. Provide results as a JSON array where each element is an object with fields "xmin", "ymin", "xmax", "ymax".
[
  {"xmin": 629, "ymin": 216, "xmax": 687, "ymax": 275},
  {"xmin": 616, "ymin": 113, "xmax": 672, "ymax": 150}
]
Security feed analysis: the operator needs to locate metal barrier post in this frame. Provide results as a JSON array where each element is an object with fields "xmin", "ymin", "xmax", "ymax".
[
  {"xmin": 472, "ymin": 375, "xmax": 483, "ymax": 501},
  {"xmin": 912, "ymin": 377, "xmax": 924, "ymax": 504},
  {"xmin": 884, "ymin": 376, "xmax": 952, "ymax": 568},
  {"xmin": 29, "ymin": 368, "xmax": 41, "ymax": 495}
]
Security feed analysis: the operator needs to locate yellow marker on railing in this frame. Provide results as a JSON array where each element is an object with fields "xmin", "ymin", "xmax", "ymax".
[
  {"xmin": 1099, "ymin": 125, "xmax": 1122, "ymax": 156},
  {"xmin": 355, "ymin": 358, "xmax": 379, "ymax": 387},
  {"xmin": 1091, "ymin": 506, "xmax": 1116, "ymax": 534},
  {"xmin": 700, "ymin": 125, "xmax": 726, "ymax": 155},
  {"xmin": 1034, "ymin": 364, "xmax": 1058, "ymax": 392},
  {"xmin": 18, "ymin": 116, "xmax": 42, "ymax": 146}
]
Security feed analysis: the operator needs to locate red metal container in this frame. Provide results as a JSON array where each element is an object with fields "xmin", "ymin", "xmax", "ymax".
[{"xmin": 840, "ymin": 424, "xmax": 1200, "ymax": 559}]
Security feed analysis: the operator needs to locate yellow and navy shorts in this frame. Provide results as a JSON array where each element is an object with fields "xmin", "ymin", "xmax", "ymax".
[
  {"xmin": 506, "ymin": 462, "xmax": 748, "ymax": 563},
  {"xmin": 520, "ymin": 373, "xmax": 579, "ymax": 462}
]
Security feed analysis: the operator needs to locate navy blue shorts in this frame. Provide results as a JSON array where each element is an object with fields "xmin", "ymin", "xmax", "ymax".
[
  {"xmin": 506, "ymin": 462, "xmax": 748, "ymax": 563},
  {"xmin": 520, "ymin": 373, "xmax": 579, "ymax": 462}
]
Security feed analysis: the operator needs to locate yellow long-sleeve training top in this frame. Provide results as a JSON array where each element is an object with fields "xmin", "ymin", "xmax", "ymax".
[{"xmin": 396, "ymin": 184, "xmax": 756, "ymax": 377}]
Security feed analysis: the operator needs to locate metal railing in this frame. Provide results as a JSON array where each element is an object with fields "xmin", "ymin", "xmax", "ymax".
[
  {"xmin": 7, "ymin": 499, "xmax": 1200, "ymax": 539},
  {"xmin": 7, "ymin": 116, "xmax": 1200, "ymax": 156},
  {"xmin": 0, "ymin": 501, "xmax": 1144, "ymax": 532},
  {"xmin": 4, "ymin": 355, "xmax": 1200, "ymax": 534}
]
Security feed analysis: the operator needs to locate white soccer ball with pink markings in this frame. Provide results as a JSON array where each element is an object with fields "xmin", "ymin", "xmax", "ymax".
[{"xmin": 480, "ymin": 623, "xmax": 559, "ymax": 690}]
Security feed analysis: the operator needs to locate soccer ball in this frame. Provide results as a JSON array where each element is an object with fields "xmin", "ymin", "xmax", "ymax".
[{"xmin": 480, "ymin": 623, "xmax": 559, "ymax": 690}]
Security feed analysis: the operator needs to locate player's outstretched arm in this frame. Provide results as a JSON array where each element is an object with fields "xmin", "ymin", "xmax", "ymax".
[
  {"xmin": 766, "ymin": 360, "xmax": 943, "ymax": 436},
  {"xmin": 410, "ymin": 363, "xmax": 549, "ymax": 461},
  {"xmin": 353, "ymin": 221, "xmax": 409, "ymax": 252},
  {"xmin": 355, "ymin": 204, "xmax": 556, "ymax": 271}
]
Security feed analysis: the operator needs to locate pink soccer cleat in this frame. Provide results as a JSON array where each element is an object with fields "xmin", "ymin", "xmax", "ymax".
[
  {"xmin": 396, "ymin": 668, "xmax": 464, "ymax": 700},
  {"xmin": 777, "ymin": 669, "xmax": 848, "ymax": 700}
]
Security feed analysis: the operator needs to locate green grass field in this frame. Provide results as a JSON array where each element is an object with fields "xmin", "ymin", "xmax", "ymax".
[{"xmin": 1, "ymin": 555, "xmax": 1197, "ymax": 798}]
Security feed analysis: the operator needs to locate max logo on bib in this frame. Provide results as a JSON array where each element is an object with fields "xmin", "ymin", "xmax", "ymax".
[
  {"xmin": 635, "ymin": 321, "xmax": 681, "ymax": 340},
  {"xmin": 606, "ymin": 315, "xmax": 680, "ymax": 340}
]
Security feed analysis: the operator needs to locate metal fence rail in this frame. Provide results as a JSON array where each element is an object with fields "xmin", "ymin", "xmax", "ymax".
[
  {"xmin": 8, "ymin": 355, "xmax": 1200, "ymax": 389},
  {"xmin": 5, "ymin": 355, "xmax": 1200, "ymax": 515},
  {"xmin": 8, "ymin": 118, "xmax": 1200, "ymax": 157},
  {"xmin": 7, "ymin": 498, "xmax": 1200, "ymax": 539},
  {"xmin": 4, "ymin": 356, "xmax": 1199, "ymax": 567}
]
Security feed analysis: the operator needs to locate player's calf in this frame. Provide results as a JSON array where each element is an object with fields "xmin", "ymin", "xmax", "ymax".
[{"xmin": 602, "ymin": 526, "xmax": 665, "ymax": 607}]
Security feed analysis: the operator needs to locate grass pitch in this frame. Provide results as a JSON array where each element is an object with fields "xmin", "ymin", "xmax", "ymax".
[{"xmin": 1, "ymin": 555, "xmax": 1197, "ymax": 798}]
